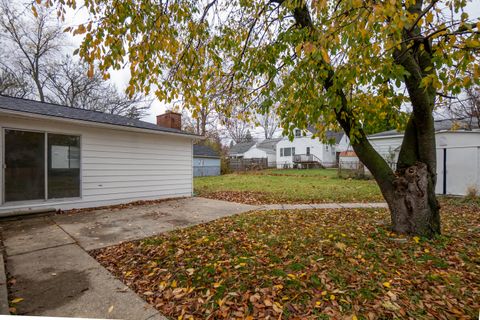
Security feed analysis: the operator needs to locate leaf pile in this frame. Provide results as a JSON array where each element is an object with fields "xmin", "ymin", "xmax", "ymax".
[
  {"xmin": 199, "ymin": 191, "xmax": 280, "ymax": 205},
  {"xmin": 92, "ymin": 204, "xmax": 479, "ymax": 319}
]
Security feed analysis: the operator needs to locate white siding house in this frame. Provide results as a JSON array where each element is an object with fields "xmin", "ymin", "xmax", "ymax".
[
  {"xmin": 243, "ymin": 138, "xmax": 281, "ymax": 167},
  {"xmin": 276, "ymin": 129, "xmax": 343, "ymax": 168},
  {"xmin": 228, "ymin": 141, "xmax": 256, "ymax": 158},
  {"xmin": 0, "ymin": 96, "xmax": 198, "ymax": 215}
]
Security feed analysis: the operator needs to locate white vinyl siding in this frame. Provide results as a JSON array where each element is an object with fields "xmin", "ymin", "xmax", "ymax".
[
  {"xmin": 0, "ymin": 114, "xmax": 194, "ymax": 214},
  {"xmin": 276, "ymin": 131, "xmax": 337, "ymax": 168},
  {"xmin": 369, "ymin": 131, "xmax": 480, "ymax": 196}
]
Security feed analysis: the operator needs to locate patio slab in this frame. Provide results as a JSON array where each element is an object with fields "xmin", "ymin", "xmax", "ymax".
[
  {"xmin": 0, "ymin": 217, "xmax": 75, "ymax": 256},
  {"xmin": 53, "ymin": 197, "xmax": 259, "ymax": 250},
  {"xmin": 7, "ymin": 244, "xmax": 163, "ymax": 319}
]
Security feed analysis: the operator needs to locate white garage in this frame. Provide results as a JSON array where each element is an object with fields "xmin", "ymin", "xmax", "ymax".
[
  {"xmin": 368, "ymin": 120, "xmax": 480, "ymax": 196},
  {"xmin": 435, "ymin": 131, "xmax": 480, "ymax": 195},
  {"xmin": 0, "ymin": 95, "xmax": 198, "ymax": 215}
]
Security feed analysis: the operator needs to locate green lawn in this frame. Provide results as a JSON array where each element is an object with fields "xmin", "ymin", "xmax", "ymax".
[
  {"xmin": 92, "ymin": 202, "xmax": 480, "ymax": 319},
  {"xmin": 194, "ymin": 169, "xmax": 383, "ymax": 204}
]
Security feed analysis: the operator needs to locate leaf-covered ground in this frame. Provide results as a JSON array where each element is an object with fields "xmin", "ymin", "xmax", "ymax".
[
  {"xmin": 194, "ymin": 169, "xmax": 382, "ymax": 204},
  {"xmin": 92, "ymin": 203, "xmax": 479, "ymax": 319}
]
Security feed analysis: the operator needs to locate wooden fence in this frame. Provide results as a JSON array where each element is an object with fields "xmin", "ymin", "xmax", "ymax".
[{"xmin": 229, "ymin": 158, "xmax": 268, "ymax": 171}]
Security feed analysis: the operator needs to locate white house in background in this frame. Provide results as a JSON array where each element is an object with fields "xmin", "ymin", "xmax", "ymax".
[
  {"xmin": 276, "ymin": 127, "xmax": 345, "ymax": 168},
  {"xmin": 0, "ymin": 95, "xmax": 199, "ymax": 216},
  {"xmin": 366, "ymin": 118, "xmax": 480, "ymax": 196},
  {"xmin": 243, "ymin": 138, "xmax": 282, "ymax": 167},
  {"xmin": 228, "ymin": 141, "xmax": 256, "ymax": 158}
]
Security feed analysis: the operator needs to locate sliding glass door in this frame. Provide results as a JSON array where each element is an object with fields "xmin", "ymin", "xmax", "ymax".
[
  {"xmin": 48, "ymin": 134, "xmax": 81, "ymax": 198},
  {"xmin": 4, "ymin": 130, "xmax": 45, "ymax": 202},
  {"xmin": 3, "ymin": 129, "xmax": 81, "ymax": 203}
]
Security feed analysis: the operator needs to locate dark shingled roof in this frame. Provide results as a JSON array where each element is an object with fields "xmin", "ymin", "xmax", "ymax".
[
  {"xmin": 257, "ymin": 138, "xmax": 282, "ymax": 152},
  {"xmin": 193, "ymin": 144, "xmax": 220, "ymax": 158},
  {"xmin": 325, "ymin": 131, "xmax": 344, "ymax": 144},
  {"xmin": 307, "ymin": 126, "xmax": 345, "ymax": 144},
  {"xmin": 229, "ymin": 141, "xmax": 255, "ymax": 155},
  {"xmin": 0, "ymin": 95, "xmax": 198, "ymax": 137}
]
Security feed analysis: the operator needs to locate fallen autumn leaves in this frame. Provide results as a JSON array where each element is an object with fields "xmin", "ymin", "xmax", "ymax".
[{"xmin": 91, "ymin": 203, "xmax": 479, "ymax": 319}]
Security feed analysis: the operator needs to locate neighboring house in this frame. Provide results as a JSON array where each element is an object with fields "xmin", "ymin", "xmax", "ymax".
[
  {"xmin": 228, "ymin": 141, "xmax": 256, "ymax": 158},
  {"xmin": 367, "ymin": 118, "xmax": 480, "ymax": 196},
  {"xmin": 276, "ymin": 127, "xmax": 344, "ymax": 168},
  {"xmin": 193, "ymin": 144, "xmax": 221, "ymax": 177},
  {"xmin": 243, "ymin": 138, "xmax": 282, "ymax": 167},
  {"xmin": 0, "ymin": 95, "xmax": 199, "ymax": 215}
]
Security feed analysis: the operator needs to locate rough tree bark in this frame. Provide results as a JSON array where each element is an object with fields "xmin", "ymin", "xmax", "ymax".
[{"xmin": 289, "ymin": 0, "xmax": 441, "ymax": 238}]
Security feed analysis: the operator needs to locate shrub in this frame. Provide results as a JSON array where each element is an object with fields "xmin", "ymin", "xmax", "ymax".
[
  {"xmin": 465, "ymin": 185, "xmax": 479, "ymax": 200},
  {"xmin": 220, "ymin": 157, "xmax": 232, "ymax": 175}
]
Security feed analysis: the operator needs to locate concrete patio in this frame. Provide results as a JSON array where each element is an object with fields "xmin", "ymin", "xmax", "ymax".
[{"xmin": 0, "ymin": 197, "xmax": 258, "ymax": 318}]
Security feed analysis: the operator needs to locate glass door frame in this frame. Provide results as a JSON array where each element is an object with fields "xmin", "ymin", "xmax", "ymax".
[{"xmin": 1, "ymin": 127, "xmax": 82, "ymax": 205}]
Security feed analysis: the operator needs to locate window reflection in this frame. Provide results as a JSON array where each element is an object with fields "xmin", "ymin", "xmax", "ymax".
[{"xmin": 48, "ymin": 134, "xmax": 80, "ymax": 199}]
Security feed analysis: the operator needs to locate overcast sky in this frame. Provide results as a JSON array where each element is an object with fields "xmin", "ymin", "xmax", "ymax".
[{"xmin": 33, "ymin": 1, "xmax": 480, "ymax": 139}]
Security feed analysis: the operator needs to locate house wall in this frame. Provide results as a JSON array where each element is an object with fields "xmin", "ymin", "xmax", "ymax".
[
  {"xmin": 369, "ymin": 131, "xmax": 480, "ymax": 196},
  {"xmin": 368, "ymin": 135, "xmax": 404, "ymax": 167},
  {"xmin": 243, "ymin": 146, "xmax": 276, "ymax": 167},
  {"xmin": 277, "ymin": 135, "xmax": 324, "ymax": 169},
  {"xmin": 193, "ymin": 157, "xmax": 221, "ymax": 177},
  {"xmin": 435, "ymin": 131, "xmax": 480, "ymax": 196},
  {"xmin": 275, "ymin": 134, "xmax": 338, "ymax": 168},
  {"xmin": 322, "ymin": 143, "xmax": 337, "ymax": 166},
  {"xmin": 243, "ymin": 146, "xmax": 267, "ymax": 159},
  {"xmin": 0, "ymin": 114, "xmax": 194, "ymax": 215}
]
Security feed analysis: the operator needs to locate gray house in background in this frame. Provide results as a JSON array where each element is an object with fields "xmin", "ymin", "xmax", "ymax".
[{"xmin": 193, "ymin": 144, "xmax": 221, "ymax": 177}]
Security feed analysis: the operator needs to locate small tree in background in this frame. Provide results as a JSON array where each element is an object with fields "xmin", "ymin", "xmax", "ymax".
[
  {"xmin": 446, "ymin": 87, "xmax": 480, "ymax": 129},
  {"xmin": 256, "ymin": 106, "xmax": 279, "ymax": 140},
  {"xmin": 0, "ymin": 64, "xmax": 31, "ymax": 97}
]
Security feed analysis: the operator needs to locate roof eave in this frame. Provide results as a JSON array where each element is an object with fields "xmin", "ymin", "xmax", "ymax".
[
  {"xmin": 0, "ymin": 108, "xmax": 203, "ymax": 139},
  {"xmin": 367, "ymin": 134, "xmax": 404, "ymax": 140},
  {"xmin": 194, "ymin": 155, "xmax": 221, "ymax": 159}
]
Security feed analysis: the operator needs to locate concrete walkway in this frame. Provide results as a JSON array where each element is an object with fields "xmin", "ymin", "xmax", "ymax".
[
  {"xmin": 0, "ymin": 197, "xmax": 387, "ymax": 318},
  {"xmin": 260, "ymin": 202, "xmax": 388, "ymax": 210}
]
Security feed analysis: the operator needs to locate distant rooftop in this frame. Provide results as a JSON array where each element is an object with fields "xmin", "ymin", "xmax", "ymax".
[
  {"xmin": 257, "ymin": 138, "xmax": 282, "ymax": 152},
  {"xmin": 229, "ymin": 141, "xmax": 256, "ymax": 155},
  {"xmin": 193, "ymin": 144, "xmax": 220, "ymax": 158},
  {"xmin": 325, "ymin": 131, "xmax": 344, "ymax": 144},
  {"xmin": 0, "ymin": 95, "xmax": 199, "ymax": 137},
  {"xmin": 307, "ymin": 126, "xmax": 344, "ymax": 144}
]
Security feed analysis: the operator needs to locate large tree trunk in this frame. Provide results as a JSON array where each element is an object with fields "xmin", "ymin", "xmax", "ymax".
[
  {"xmin": 389, "ymin": 163, "xmax": 440, "ymax": 237},
  {"xmin": 347, "ymin": 135, "xmax": 440, "ymax": 238}
]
